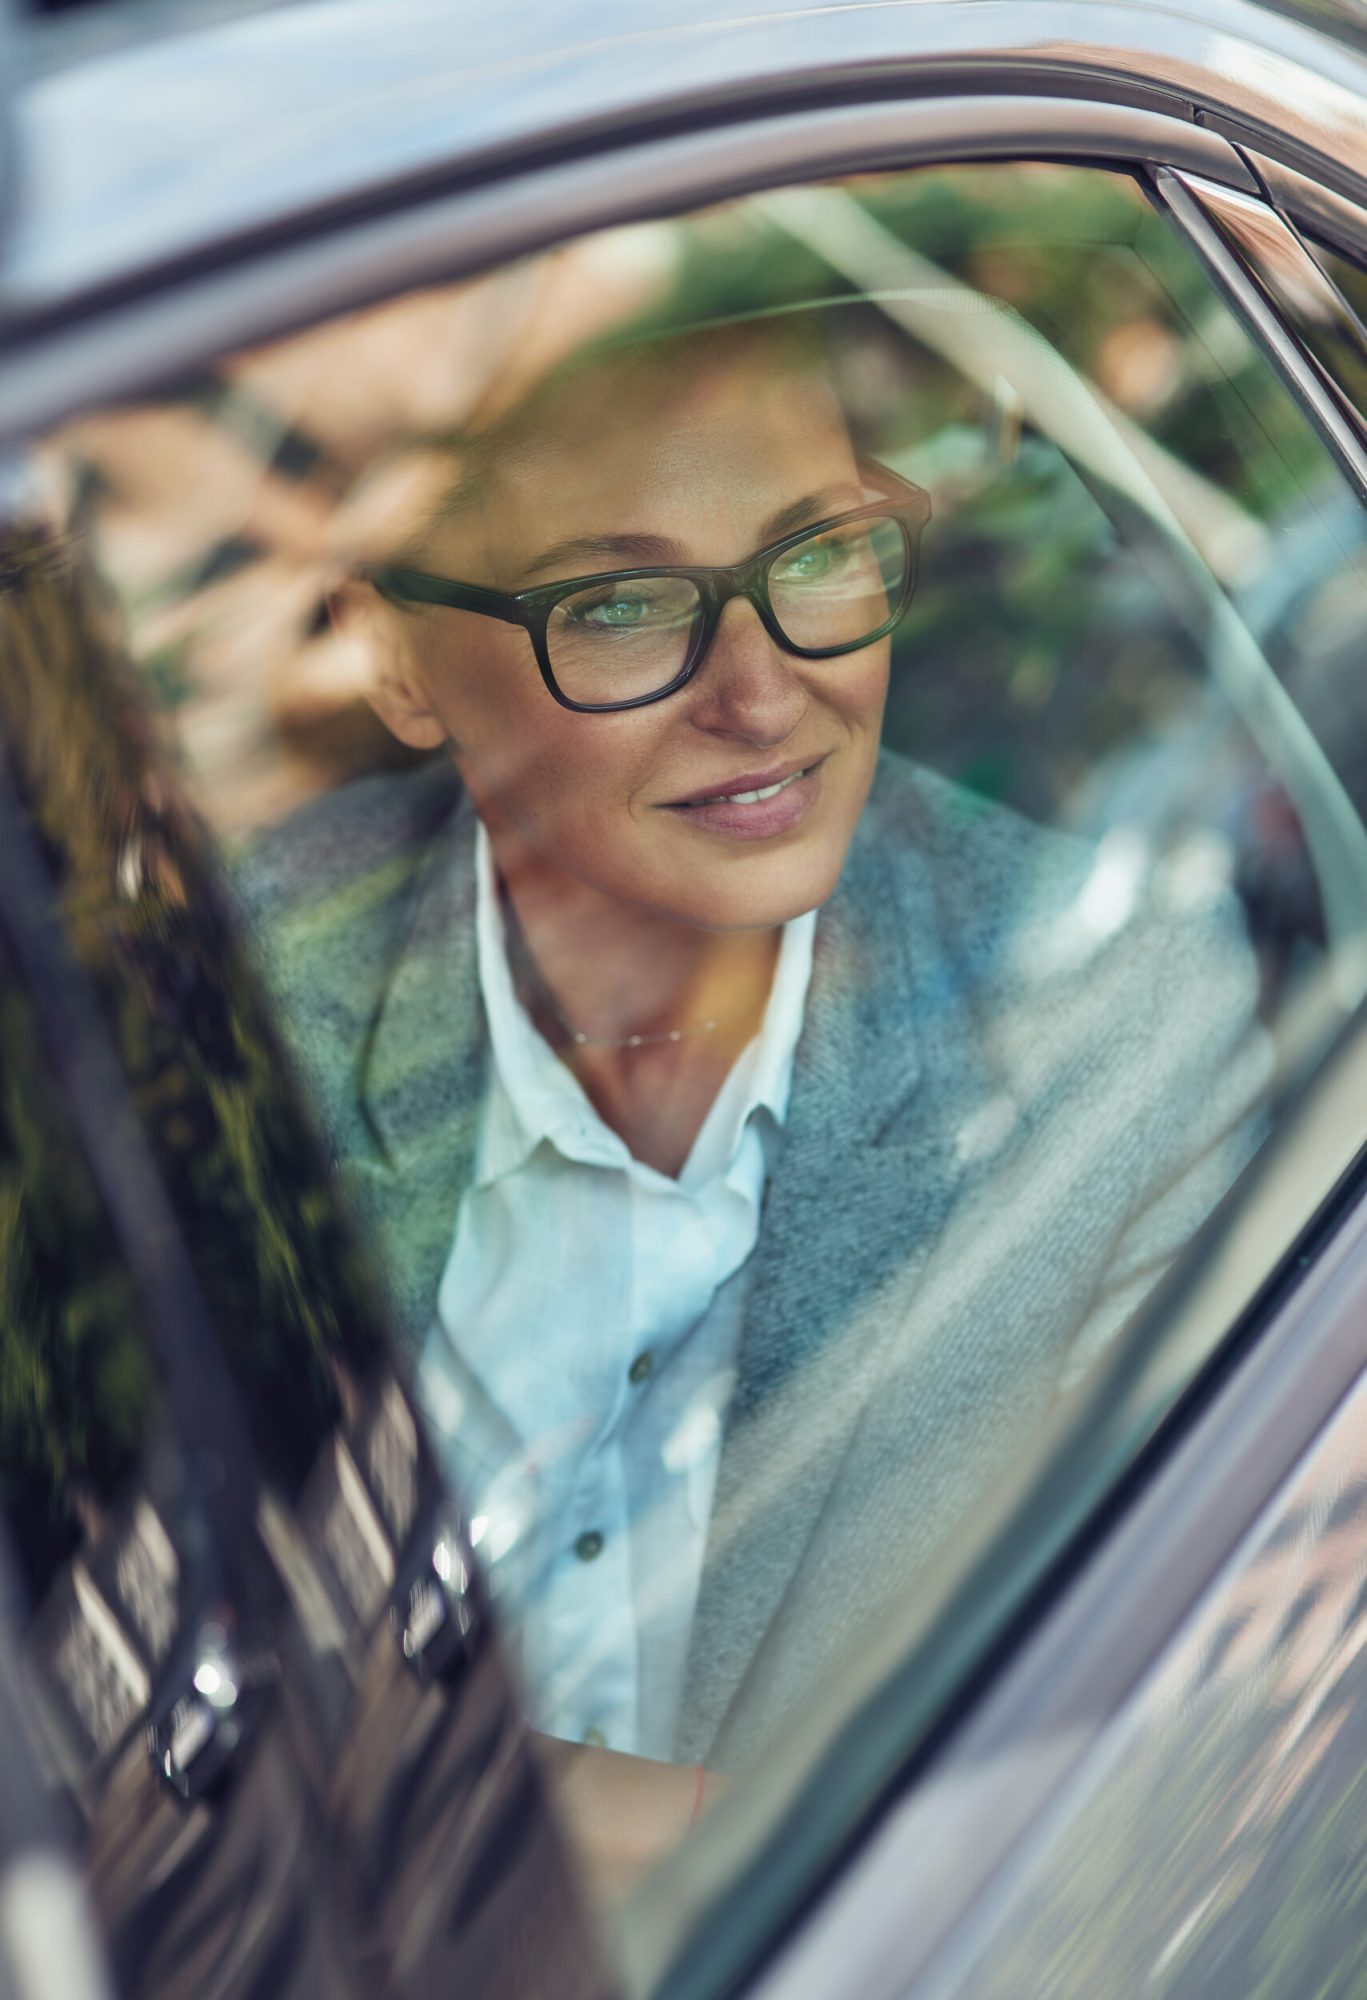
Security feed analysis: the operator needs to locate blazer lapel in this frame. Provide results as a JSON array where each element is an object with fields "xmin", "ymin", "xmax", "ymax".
[
  {"xmin": 678, "ymin": 814, "xmax": 1010, "ymax": 1761},
  {"xmin": 346, "ymin": 793, "xmax": 488, "ymax": 1360},
  {"xmin": 317, "ymin": 758, "xmax": 1022, "ymax": 1757}
]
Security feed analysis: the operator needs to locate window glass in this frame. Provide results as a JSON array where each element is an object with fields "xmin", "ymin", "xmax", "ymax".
[
  {"xmin": 19, "ymin": 161, "xmax": 1367, "ymax": 1984},
  {"xmin": 0, "ymin": 631, "xmax": 358, "ymax": 1992},
  {"xmin": 0, "ymin": 534, "xmax": 601, "ymax": 2000}
]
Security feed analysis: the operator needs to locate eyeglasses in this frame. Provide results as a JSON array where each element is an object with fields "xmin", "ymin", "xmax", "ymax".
[{"xmin": 364, "ymin": 464, "xmax": 931, "ymax": 713}]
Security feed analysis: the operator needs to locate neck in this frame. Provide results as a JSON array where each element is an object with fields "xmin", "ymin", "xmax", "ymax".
[
  {"xmin": 482, "ymin": 807, "xmax": 782, "ymax": 1173},
  {"xmin": 491, "ymin": 824, "xmax": 779, "ymax": 1048}
]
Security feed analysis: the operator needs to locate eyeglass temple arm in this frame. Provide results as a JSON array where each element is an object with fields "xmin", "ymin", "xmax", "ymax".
[
  {"xmin": 857, "ymin": 457, "xmax": 932, "ymax": 520},
  {"xmin": 362, "ymin": 564, "xmax": 527, "ymax": 627}
]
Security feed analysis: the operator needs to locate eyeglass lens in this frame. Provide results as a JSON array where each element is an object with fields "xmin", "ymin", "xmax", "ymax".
[{"xmin": 544, "ymin": 514, "xmax": 910, "ymax": 706}]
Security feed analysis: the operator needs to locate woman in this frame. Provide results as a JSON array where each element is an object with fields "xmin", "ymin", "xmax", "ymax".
[{"xmin": 242, "ymin": 320, "xmax": 1266, "ymax": 1856}]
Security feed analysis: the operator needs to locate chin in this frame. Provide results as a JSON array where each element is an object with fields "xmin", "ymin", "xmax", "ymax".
[{"xmin": 672, "ymin": 847, "xmax": 849, "ymax": 933}]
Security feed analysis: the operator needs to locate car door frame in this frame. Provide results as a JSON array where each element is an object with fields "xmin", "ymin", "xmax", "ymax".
[
  {"xmin": 10, "ymin": 59, "xmax": 1367, "ymax": 2000},
  {"xmin": 0, "ymin": 93, "xmax": 1289, "ymax": 437}
]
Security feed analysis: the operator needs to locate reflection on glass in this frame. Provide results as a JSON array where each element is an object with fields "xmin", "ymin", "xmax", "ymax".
[
  {"xmin": 26, "ymin": 160, "xmax": 1367, "ymax": 1980},
  {"xmin": 939, "ymin": 1370, "xmax": 1367, "ymax": 1999},
  {"xmin": 0, "ymin": 533, "xmax": 605, "ymax": 1999}
]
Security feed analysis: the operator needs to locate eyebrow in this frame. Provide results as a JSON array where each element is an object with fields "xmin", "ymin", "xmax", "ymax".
[
  {"xmin": 518, "ymin": 532, "xmax": 679, "ymax": 582},
  {"xmin": 763, "ymin": 482, "xmax": 864, "ymax": 541},
  {"xmin": 517, "ymin": 483, "xmax": 866, "ymax": 585}
]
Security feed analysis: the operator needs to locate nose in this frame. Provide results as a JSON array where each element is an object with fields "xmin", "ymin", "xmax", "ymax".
[{"xmin": 686, "ymin": 595, "xmax": 809, "ymax": 747}]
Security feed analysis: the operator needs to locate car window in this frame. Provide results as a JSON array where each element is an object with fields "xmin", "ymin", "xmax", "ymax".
[
  {"xmin": 13, "ymin": 158, "xmax": 1367, "ymax": 1991},
  {"xmin": 0, "ymin": 593, "xmax": 362, "ymax": 1993},
  {"xmin": 0, "ymin": 533, "xmax": 608, "ymax": 2000}
]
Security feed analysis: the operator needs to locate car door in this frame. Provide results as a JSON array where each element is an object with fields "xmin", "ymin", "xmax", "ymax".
[{"xmin": 9, "ymin": 12, "xmax": 1367, "ymax": 2000}]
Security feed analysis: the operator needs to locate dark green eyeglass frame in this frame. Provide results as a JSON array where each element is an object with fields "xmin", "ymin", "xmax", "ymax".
[{"xmin": 362, "ymin": 462, "xmax": 932, "ymax": 713}]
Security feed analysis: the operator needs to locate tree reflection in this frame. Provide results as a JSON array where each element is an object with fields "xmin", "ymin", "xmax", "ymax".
[{"xmin": 0, "ymin": 525, "xmax": 389, "ymax": 1595}]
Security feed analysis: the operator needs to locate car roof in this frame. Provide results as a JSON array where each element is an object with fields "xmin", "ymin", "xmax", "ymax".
[{"xmin": 5, "ymin": 0, "xmax": 1367, "ymax": 326}]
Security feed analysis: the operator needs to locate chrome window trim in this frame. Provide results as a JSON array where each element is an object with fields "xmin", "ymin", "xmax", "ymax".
[
  {"xmin": 1167, "ymin": 165, "xmax": 1367, "ymax": 432},
  {"xmin": 0, "ymin": 93, "xmax": 1255, "ymax": 442},
  {"xmin": 1155, "ymin": 166, "xmax": 1367, "ymax": 506},
  {"xmin": 1142, "ymin": 169, "xmax": 1367, "ymax": 976},
  {"xmin": 1251, "ymin": 149, "xmax": 1367, "ymax": 267}
]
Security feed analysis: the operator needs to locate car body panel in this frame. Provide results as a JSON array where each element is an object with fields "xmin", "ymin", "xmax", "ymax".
[
  {"xmin": 6, "ymin": 0, "xmax": 1367, "ymax": 328},
  {"xmin": 927, "ymin": 1307, "xmax": 1367, "ymax": 1998},
  {"xmin": 0, "ymin": 92, "xmax": 1260, "ymax": 437}
]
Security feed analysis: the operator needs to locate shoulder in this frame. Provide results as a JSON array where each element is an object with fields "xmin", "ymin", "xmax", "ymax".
[
  {"xmin": 850, "ymin": 751, "xmax": 1261, "ymax": 1099},
  {"xmin": 236, "ymin": 756, "xmax": 464, "ymax": 930},
  {"xmin": 853, "ymin": 751, "xmax": 1096, "ymax": 976},
  {"xmin": 232, "ymin": 755, "xmax": 469, "ymax": 1041}
]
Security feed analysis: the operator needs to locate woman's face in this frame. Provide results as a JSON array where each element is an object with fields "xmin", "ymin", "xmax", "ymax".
[{"xmin": 369, "ymin": 335, "xmax": 890, "ymax": 932}]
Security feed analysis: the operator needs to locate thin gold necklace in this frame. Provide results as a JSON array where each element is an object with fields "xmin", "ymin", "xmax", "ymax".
[
  {"xmin": 548, "ymin": 998, "xmax": 724, "ymax": 1052},
  {"xmin": 503, "ymin": 892, "xmax": 739, "ymax": 1052}
]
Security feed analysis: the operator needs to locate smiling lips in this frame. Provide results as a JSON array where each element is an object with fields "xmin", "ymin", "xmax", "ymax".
[
  {"xmin": 663, "ymin": 757, "xmax": 824, "ymax": 838},
  {"xmin": 685, "ymin": 766, "xmax": 810, "ymax": 807},
  {"xmin": 668, "ymin": 758, "xmax": 818, "ymax": 808}
]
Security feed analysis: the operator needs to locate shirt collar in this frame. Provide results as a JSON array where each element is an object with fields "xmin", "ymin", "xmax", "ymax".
[{"xmin": 472, "ymin": 820, "xmax": 814, "ymax": 1191}]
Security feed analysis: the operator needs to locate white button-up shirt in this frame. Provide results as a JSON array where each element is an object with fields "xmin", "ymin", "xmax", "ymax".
[{"xmin": 417, "ymin": 823, "xmax": 814, "ymax": 1760}]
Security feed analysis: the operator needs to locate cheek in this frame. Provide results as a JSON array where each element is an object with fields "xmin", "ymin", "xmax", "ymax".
[
  {"xmin": 422, "ymin": 623, "xmax": 543, "ymax": 761},
  {"xmin": 453, "ymin": 712, "xmax": 585, "ymax": 834},
  {"xmin": 814, "ymin": 642, "xmax": 890, "ymax": 738},
  {"xmin": 855, "ymin": 640, "xmax": 893, "ymax": 714},
  {"xmin": 429, "ymin": 634, "xmax": 667, "ymax": 840}
]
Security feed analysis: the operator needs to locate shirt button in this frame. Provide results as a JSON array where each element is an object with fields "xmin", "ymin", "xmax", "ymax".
[
  {"xmin": 582, "ymin": 1726, "xmax": 607, "ymax": 1749},
  {"xmin": 628, "ymin": 1351, "xmax": 654, "ymax": 1386},
  {"xmin": 575, "ymin": 1530, "xmax": 605, "ymax": 1563}
]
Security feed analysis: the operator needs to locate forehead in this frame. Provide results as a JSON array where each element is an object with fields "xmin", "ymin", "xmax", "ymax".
[
  {"xmin": 481, "ymin": 328, "xmax": 853, "ymax": 512},
  {"xmin": 412, "ymin": 322, "xmax": 862, "ymax": 578}
]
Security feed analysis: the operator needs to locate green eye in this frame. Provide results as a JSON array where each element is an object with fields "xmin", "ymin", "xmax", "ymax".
[
  {"xmin": 559, "ymin": 578, "xmax": 702, "ymax": 639},
  {"xmin": 611, "ymin": 600, "xmax": 645, "ymax": 625},
  {"xmin": 784, "ymin": 544, "xmax": 833, "ymax": 580},
  {"xmin": 569, "ymin": 590, "xmax": 659, "ymax": 628},
  {"xmin": 776, "ymin": 533, "xmax": 855, "ymax": 586}
]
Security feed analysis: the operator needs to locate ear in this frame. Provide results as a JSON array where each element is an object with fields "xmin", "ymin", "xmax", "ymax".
[{"xmin": 329, "ymin": 577, "xmax": 448, "ymax": 750}]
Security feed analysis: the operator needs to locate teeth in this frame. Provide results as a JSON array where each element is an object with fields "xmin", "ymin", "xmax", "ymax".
[{"xmin": 701, "ymin": 767, "xmax": 806, "ymax": 807}]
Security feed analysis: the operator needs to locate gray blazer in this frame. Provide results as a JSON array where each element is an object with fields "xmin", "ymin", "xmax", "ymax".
[{"xmin": 239, "ymin": 754, "xmax": 1266, "ymax": 1765}]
